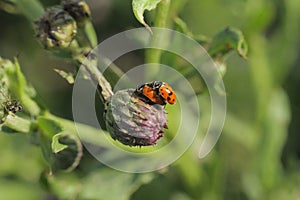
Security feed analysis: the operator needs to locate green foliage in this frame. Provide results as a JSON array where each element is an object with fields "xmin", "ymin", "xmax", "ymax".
[
  {"xmin": 79, "ymin": 169, "xmax": 154, "ymax": 200},
  {"xmin": 132, "ymin": 0, "xmax": 163, "ymax": 31},
  {"xmin": 52, "ymin": 132, "xmax": 69, "ymax": 153},
  {"xmin": 208, "ymin": 27, "xmax": 248, "ymax": 59},
  {"xmin": 1, "ymin": 0, "xmax": 44, "ymax": 20},
  {"xmin": 1, "ymin": 57, "xmax": 40, "ymax": 116},
  {"xmin": 0, "ymin": 0, "xmax": 300, "ymax": 199},
  {"xmin": 1, "ymin": 114, "xmax": 31, "ymax": 133}
]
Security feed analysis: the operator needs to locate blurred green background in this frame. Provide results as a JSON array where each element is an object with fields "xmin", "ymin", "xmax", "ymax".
[{"xmin": 0, "ymin": 0, "xmax": 300, "ymax": 199}]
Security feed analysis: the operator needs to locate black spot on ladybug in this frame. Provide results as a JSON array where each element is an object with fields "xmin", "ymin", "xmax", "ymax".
[{"xmin": 167, "ymin": 97, "xmax": 171, "ymax": 101}]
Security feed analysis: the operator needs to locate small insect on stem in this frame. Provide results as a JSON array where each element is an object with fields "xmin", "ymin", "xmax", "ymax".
[
  {"xmin": 2, "ymin": 99, "xmax": 23, "ymax": 114},
  {"xmin": 0, "ymin": 89, "xmax": 23, "ymax": 114}
]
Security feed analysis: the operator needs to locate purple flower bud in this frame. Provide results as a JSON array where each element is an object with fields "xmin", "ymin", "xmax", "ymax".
[{"xmin": 104, "ymin": 89, "xmax": 167, "ymax": 146}]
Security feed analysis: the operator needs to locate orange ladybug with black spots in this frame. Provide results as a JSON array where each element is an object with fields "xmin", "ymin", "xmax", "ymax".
[{"xmin": 135, "ymin": 81, "xmax": 176, "ymax": 106}]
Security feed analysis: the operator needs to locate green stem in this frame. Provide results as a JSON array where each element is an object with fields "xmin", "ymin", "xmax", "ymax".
[
  {"xmin": 76, "ymin": 21, "xmax": 98, "ymax": 49},
  {"xmin": 145, "ymin": 0, "xmax": 170, "ymax": 77},
  {"xmin": 153, "ymin": 0, "xmax": 170, "ymax": 28},
  {"xmin": 84, "ymin": 21, "xmax": 98, "ymax": 48},
  {"xmin": 248, "ymin": 35, "xmax": 273, "ymax": 124},
  {"xmin": 44, "ymin": 112, "xmax": 112, "ymax": 148},
  {"xmin": 75, "ymin": 54, "xmax": 113, "ymax": 102}
]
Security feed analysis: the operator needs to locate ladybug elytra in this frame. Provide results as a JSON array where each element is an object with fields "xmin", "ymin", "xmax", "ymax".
[{"xmin": 135, "ymin": 81, "xmax": 176, "ymax": 105}]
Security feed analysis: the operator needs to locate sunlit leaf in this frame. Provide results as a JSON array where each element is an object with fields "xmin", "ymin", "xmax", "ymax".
[
  {"xmin": 132, "ymin": 0, "xmax": 162, "ymax": 32},
  {"xmin": 52, "ymin": 132, "xmax": 69, "ymax": 153}
]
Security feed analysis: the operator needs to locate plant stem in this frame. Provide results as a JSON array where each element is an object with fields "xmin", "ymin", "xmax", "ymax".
[
  {"xmin": 75, "ymin": 54, "xmax": 113, "ymax": 102},
  {"xmin": 145, "ymin": 0, "xmax": 170, "ymax": 77},
  {"xmin": 248, "ymin": 35, "xmax": 273, "ymax": 124},
  {"xmin": 84, "ymin": 21, "xmax": 98, "ymax": 48},
  {"xmin": 76, "ymin": 21, "xmax": 98, "ymax": 49},
  {"xmin": 154, "ymin": 0, "xmax": 170, "ymax": 28}
]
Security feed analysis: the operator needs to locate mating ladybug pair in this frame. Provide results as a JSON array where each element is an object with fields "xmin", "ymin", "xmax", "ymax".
[{"xmin": 135, "ymin": 81, "xmax": 176, "ymax": 106}]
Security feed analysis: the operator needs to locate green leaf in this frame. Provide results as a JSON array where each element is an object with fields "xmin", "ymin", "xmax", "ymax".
[
  {"xmin": 79, "ymin": 168, "xmax": 155, "ymax": 200},
  {"xmin": 52, "ymin": 133, "xmax": 69, "ymax": 153},
  {"xmin": 37, "ymin": 116, "xmax": 63, "ymax": 168},
  {"xmin": 1, "ymin": 114, "xmax": 31, "ymax": 133},
  {"xmin": 174, "ymin": 17, "xmax": 192, "ymax": 36},
  {"xmin": 52, "ymin": 131, "xmax": 83, "ymax": 172},
  {"xmin": 37, "ymin": 116, "xmax": 63, "ymax": 138},
  {"xmin": 38, "ymin": 116, "xmax": 83, "ymax": 171},
  {"xmin": 174, "ymin": 17, "xmax": 209, "ymax": 44},
  {"xmin": 132, "ymin": 0, "xmax": 162, "ymax": 32},
  {"xmin": 44, "ymin": 172, "xmax": 81, "ymax": 199},
  {"xmin": 3, "ymin": 58, "xmax": 40, "ymax": 116},
  {"xmin": 0, "ymin": 180, "xmax": 43, "ymax": 200},
  {"xmin": 40, "ymin": 112, "xmax": 111, "ymax": 148},
  {"xmin": 208, "ymin": 27, "xmax": 248, "ymax": 59}
]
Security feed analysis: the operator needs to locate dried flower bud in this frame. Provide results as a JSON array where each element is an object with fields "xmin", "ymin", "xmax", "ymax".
[
  {"xmin": 61, "ymin": 0, "xmax": 91, "ymax": 25},
  {"xmin": 35, "ymin": 7, "xmax": 77, "ymax": 49},
  {"xmin": 104, "ymin": 89, "xmax": 167, "ymax": 146}
]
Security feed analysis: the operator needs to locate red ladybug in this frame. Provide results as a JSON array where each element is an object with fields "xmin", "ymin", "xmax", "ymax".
[{"xmin": 135, "ymin": 81, "xmax": 176, "ymax": 105}]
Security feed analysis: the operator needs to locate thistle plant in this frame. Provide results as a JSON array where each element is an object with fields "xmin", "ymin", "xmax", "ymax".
[
  {"xmin": 8, "ymin": 0, "xmax": 300, "ymax": 200},
  {"xmin": 32, "ymin": 0, "xmax": 177, "ymax": 147},
  {"xmin": 0, "ymin": 0, "xmax": 249, "ymax": 156}
]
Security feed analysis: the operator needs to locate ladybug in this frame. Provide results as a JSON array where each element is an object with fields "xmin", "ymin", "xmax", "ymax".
[{"xmin": 135, "ymin": 81, "xmax": 176, "ymax": 105}]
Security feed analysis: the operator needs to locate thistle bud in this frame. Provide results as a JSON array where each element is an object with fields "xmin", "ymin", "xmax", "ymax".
[
  {"xmin": 61, "ymin": 0, "xmax": 91, "ymax": 25},
  {"xmin": 104, "ymin": 89, "xmax": 167, "ymax": 146},
  {"xmin": 35, "ymin": 7, "xmax": 77, "ymax": 49}
]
